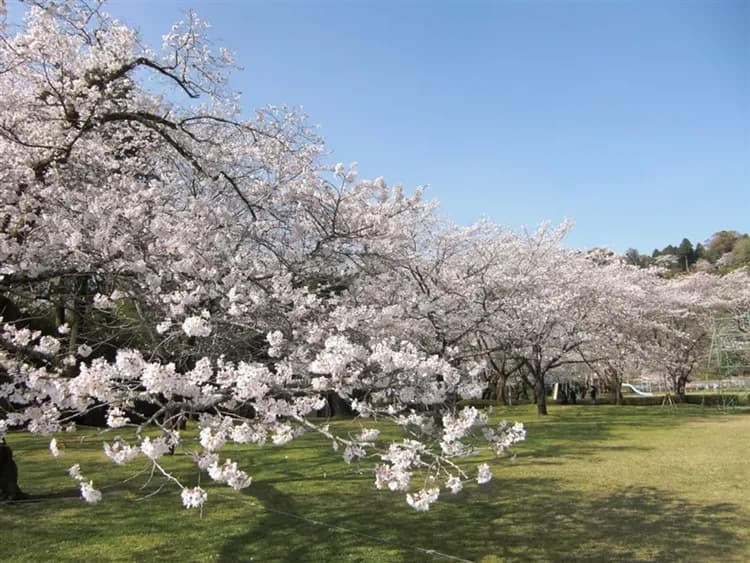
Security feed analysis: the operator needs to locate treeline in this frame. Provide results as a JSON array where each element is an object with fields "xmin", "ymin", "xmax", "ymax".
[{"xmin": 625, "ymin": 230, "xmax": 750, "ymax": 273}]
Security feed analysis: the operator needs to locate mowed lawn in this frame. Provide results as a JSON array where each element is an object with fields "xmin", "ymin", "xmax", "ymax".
[{"xmin": 2, "ymin": 404, "xmax": 749, "ymax": 562}]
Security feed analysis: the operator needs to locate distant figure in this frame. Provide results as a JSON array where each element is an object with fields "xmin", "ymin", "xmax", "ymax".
[
  {"xmin": 569, "ymin": 387, "xmax": 577, "ymax": 404},
  {"xmin": 0, "ymin": 438, "xmax": 25, "ymax": 500},
  {"xmin": 590, "ymin": 384, "xmax": 598, "ymax": 405},
  {"xmin": 559, "ymin": 386, "xmax": 569, "ymax": 405}
]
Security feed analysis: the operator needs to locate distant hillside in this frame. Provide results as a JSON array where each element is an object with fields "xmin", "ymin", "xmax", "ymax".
[{"xmin": 624, "ymin": 230, "xmax": 750, "ymax": 273}]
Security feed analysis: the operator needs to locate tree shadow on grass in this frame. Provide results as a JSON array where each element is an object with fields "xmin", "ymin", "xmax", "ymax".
[
  {"xmin": 512, "ymin": 414, "xmax": 654, "ymax": 464},
  {"xmin": 217, "ymin": 475, "xmax": 413, "ymax": 562},
  {"xmin": 459, "ymin": 480, "xmax": 748, "ymax": 562},
  {"xmin": 218, "ymin": 477, "xmax": 749, "ymax": 563}
]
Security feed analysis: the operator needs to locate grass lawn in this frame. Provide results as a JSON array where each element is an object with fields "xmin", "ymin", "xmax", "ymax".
[{"xmin": 2, "ymin": 404, "xmax": 749, "ymax": 562}]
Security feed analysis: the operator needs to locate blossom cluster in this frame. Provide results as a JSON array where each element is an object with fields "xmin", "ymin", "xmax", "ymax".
[{"xmin": 68, "ymin": 464, "xmax": 103, "ymax": 504}]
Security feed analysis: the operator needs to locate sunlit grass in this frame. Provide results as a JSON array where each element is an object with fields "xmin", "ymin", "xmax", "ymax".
[{"xmin": 2, "ymin": 404, "xmax": 749, "ymax": 562}]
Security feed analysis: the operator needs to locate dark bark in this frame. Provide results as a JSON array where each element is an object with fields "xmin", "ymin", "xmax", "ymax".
[
  {"xmin": 674, "ymin": 375, "xmax": 688, "ymax": 400},
  {"xmin": 0, "ymin": 296, "xmax": 22, "ymax": 324},
  {"xmin": 614, "ymin": 384, "xmax": 623, "ymax": 406},
  {"xmin": 534, "ymin": 376, "xmax": 548, "ymax": 416},
  {"xmin": 495, "ymin": 371, "xmax": 508, "ymax": 405},
  {"xmin": 317, "ymin": 392, "xmax": 352, "ymax": 417}
]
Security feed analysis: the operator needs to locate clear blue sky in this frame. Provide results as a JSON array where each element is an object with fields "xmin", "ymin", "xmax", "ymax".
[{"xmin": 18, "ymin": 0, "xmax": 750, "ymax": 253}]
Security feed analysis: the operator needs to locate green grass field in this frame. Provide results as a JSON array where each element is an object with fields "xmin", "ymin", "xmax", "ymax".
[{"xmin": 2, "ymin": 405, "xmax": 749, "ymax": 562}]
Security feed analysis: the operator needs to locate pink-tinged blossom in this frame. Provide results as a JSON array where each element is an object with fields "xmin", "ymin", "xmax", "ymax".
[
  {"xmin": 114, "ymin": 350, "xmax": 145, "ymax": 380},
  {"xmin": 440, "ymin": 441, "xmax": 475, "ymax": 458},
  {"xmin": 35, "ymin": 335, "xmax": 61, "ymax": 356},
  {"xmin": 343, "ymin": 445, "xmax": 366, "ymax": 464},
  {"xmin": 49, "ymin": 438, "xmax": 61, "ymax": 458},
  {"xmin": 103, "ymin": 439, "xmax": 140, "ymax": 465},
  {"xmin": 187, "ymin": 357, "xmax": 213, "ymax": 385},
  {"xmin": 374, "ymin": 464, "xmax": 411, "ymax": 492},
  {"xmin": 181, "ymin": 487, "xmax": 208, "ymax": 509},
  {"xmin": 25, "ymin": 405, "xmax": 63, "ymax": 435},
  {"xmin": 207, "ymin": 459, "xmax": 252, "ymax": 490},
  {"xmin": 445, "ymin": 475, "xmax": 463, "ymax": 494},
  {"xmin": 477, "ymin": 463, "xmax": 492, "ymax": 484},
  {"xmin": 106, "ymin": 407, "xmax": 130, "ymax": 429},
  {"xmin": 181, "ymin": 316, "xmax": 212, "ymax": 338},
  {"xmin": 442, "ymin": 407, "xmax": 486, "ymax": 443},
  {"xmin": 68, "ymin": 464, "xmax": 83, "ymax": 480},
  {"xmin": 271, "ymin": 424, "xmax": 295, "ymax": 446},
  {"xmin": 230, "ymin": 423, "xmax": 267, "ymax": 445},
  {"xmin": 357, "ymin": 428, "xmax": 380, "ymax": 442},
  {"xmin": 193, "ymin": 452, "xmax": 219, "ymax": 470},
  {"xmin": 68, "ymin": 463, "xmax": 102, "ymax": 502},
  {"xmin": 80, "ymin": 481, "xmax": 103, "ymax": 504},
  {"xmin": 140, "ymin": 436, "xmax": 173, "ymax": 460},
  {"xmin": 406, "ymin": 488, "xmax": 440, "ymax": 511},
  {"xmin": 199, "ymin": 426, "xmax": 227, "ymax": 452},
  {"xmin": 266, "ymin": 330, "xmax": 284, "ymax": 358}
]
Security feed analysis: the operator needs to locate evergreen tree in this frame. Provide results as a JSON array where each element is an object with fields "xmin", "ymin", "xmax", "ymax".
[
  {"xmin": 676, "ymin": 238, "xmax": 695, "ymax": 270},
  {"xmin": 694, "ymin": 243, "xmax": 706, "ymax": 261}
]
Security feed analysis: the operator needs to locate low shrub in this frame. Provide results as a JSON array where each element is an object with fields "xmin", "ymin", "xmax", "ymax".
[
  {"xmin": 684, "ymin": 394, "xmax": 743, "ymax": 406},
  {"xmin": 620, "ymin": 395, "xmax": 666, "ymax": 406}
]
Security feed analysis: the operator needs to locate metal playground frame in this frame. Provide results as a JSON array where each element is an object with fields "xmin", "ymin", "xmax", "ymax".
[
  {"xmin": 705, "ymin": 312, "xmax": 750, "ymax": 410},
  {"xmin": 707, "ymin": 312, "xmax": 750, "ymax": 376}
]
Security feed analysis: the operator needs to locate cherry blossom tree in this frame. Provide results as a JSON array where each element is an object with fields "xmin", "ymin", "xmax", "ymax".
[
  {"xmin": 343, "ymin": 222, "xmax": 522, "ymax": 403},
  {"xmin": 642, "ymin": 269, "xmax": 750, "ymax": 397},
  {"xmin": 0, "ymin": 0, "xmax": 526, "ymax": 512},
  {"xmin": 575, "ymin": 262, "xmax": 662, "ymax": 404},
  {"xmin": 476, "ymin": 225, "xmax": 626, "ymax": 415},
  {"xmin": 651, "ymin": 274, "xmax": 717, "ymax": 397},
  {"xmin": 716, "ymin": 268, "xmax": 750, "ymax": 315},
  {"xmin": 374, "ymin": 221, "xmax": 661, "ymax": 415}
]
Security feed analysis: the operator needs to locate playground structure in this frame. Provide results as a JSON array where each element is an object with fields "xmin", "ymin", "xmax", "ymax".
[
  {"xmin": 620, "ymin": 378, "xmax": 677, "ymax": 407},
  {"xmin": 621, "ymin": 383, "xmax": 654, "ymax": 397},
  {"xmin": 704, "ymin": 311, "xmax": 750, "ymax": 410},
  {"xmin": 707, "ymin": 312, "xmax": 750, "ymax": 377}
]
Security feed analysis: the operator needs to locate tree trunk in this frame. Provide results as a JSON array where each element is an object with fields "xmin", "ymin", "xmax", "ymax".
[
  {"xmin": 669, "ymin": 373, "xmax": 687, "ymax": 401},
  {"xmin": 534, "ymin": 376, "xmax": 548, "ymax": 416},
  {"xmin": 495, "ymin": 372, "xmax": 508, "ymax": 405},
  {"xmin": 68, "ymin": 276, "xmax": 88, "ymax": 354},
  {"xmin": 614, "ymin": 384, "xmax": 623, "ymax": 406},
  {"xmin": 675, "ymin": 375, "xmax": 687, "ymax": 400}
]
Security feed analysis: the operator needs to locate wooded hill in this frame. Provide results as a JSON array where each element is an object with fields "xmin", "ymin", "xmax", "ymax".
[{"xmin": 625, "ymin": 230, "xmax": 750, "ymax": 273}]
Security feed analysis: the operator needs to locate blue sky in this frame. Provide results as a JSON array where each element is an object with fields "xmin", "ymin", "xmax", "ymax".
[{"xmin": 17, "ymin": 0, "xmax": 750, "ymax": 253}]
